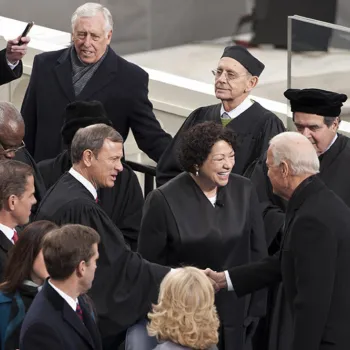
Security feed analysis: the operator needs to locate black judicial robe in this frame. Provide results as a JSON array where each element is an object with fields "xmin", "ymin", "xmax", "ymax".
[
  {"xmin": 34, "ymin": 173, "xmax": 169, "ymax": 347},
  {"xmin": 138, "ymin": 172, "xmax": 268, "ymax": 350},
  {"xmin": 244, "ymin": 133, "xmax": 350, "ymax": 350},
  {"xmin": 156, "ymin": 101, "xmax": 285, "ymax": 186},
  {"xmin": 14, "ymin": 148, "xmax": 46, "ymax": 218},
  {"xmin": 37, "ymin": 150, "xmax": 144, "ymax": 250}
]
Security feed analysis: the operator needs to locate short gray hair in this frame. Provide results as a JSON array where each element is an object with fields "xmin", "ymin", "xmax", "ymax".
[
  {"xmin": 0, "ymin": 102, "xmax": 23, "ymax": 125},
  {"xmin": 71, "ymin": 2, "xmax": 113, "ymax": 35},
  {"xmin": 71, "ymin": 123, "xmax": 123, "ymax": 164},
  {"xmin": 269, "ymin": 132, "xmax": 320, "ymax": 176}
]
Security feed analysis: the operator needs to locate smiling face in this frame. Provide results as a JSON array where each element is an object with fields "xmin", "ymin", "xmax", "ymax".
[
  {"xmin": 72, "ymin": 13, "xmax": 112, "ymax": 64},
  {"xmin": 89, "ymin": 139, "xmax": 123, "ymax": 188},
  {"xmin": 198, "ymin": 140, "xmax": 235, "ymax": 187},
  {"xmin": 293, "ymin": 112, "xmax": 338, "ymax": 155}
]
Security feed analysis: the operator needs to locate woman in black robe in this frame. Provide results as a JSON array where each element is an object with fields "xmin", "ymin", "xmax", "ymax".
[{"xmin": 138, "ymin": 122, "xmax": 268, "ymax": 350}]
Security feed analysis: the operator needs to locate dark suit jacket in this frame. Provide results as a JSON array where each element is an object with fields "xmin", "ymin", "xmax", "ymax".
[
  {"xmin": 228, "ymin": 176, "xmax": 350, "ymax": 350},
  {"xmin": 0, "ymin": 49, "xmax": 23, "ymax": 85},
  {"xmin": 0, "ymin": 230, "xmax": 13, "ymax": 281},
  {"xmin": 21, "ymin": 46, "xmax": 172, "ymax": 162},
  {"xmin": 20, "ymin": 281, "xmax": 102, "ymax": 350}
]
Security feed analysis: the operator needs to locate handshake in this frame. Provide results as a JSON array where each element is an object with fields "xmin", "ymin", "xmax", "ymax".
[{"xmin": 204, "ymin": 268, "xmax": 228, "ymax": 292}]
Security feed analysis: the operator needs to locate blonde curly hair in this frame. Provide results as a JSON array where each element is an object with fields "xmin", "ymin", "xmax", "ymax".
[{"xmin": 147, "ymin": 267, "xmax": 219, "ymax": 349}]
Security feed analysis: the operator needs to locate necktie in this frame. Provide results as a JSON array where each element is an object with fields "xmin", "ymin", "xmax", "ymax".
[
  {"xmin": 76, "ymin": 302, "xmax": 84, "ymax": 322},
  {"xmin": 95, "ymin": 197, "xmax": 99, "ymax": 204},
  {"xmin": 12, "ymin": 229, "xmax": 18, "ymax": 244}
]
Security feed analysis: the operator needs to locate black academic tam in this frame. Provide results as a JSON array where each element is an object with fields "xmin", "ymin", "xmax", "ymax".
[{"xmin": 34, "ymin": 173, "xmax": 169, "ymax": 346}]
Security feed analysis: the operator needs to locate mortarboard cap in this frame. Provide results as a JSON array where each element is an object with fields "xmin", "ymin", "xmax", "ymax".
[
  {"xmin": 284, "ymin": 88, "xmax": 348, "ymax": 117},
  {"xmin": 61, "ymin": 100, "xmax": 113, "ymax": 145},
  {"xmin": 221, "ymin": 45, "xmax": 265, "ymax": 77}
]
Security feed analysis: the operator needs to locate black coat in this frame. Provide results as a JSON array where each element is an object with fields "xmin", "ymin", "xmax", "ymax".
[
  {"xmin": 20, "ymin": 281, "xmax": 102, "ymax": 350},
  {"xmin": 37, "ymin": 150, "xmax": 143, "ymax": 250},
  {"xmin": 0, "ymin": 49, "xmax": 22, "ymax": 85},
  {"xmin": 138, "ymin": 172, "xmax": 267, "ymax": 350},
  {"xmin": 228, "ymin": 176, "xmax": 350, "ymax": 350},
  {"xmin": 0, "ymin": 231, "xmax": 13, "ymax": 281},
  {"xmin": 156, "ymin": 102, "xmax": 285, "ymax": 186},
  {"xmin": 21, "ymin": 47, "xmax": 172, "ymax": 162}
]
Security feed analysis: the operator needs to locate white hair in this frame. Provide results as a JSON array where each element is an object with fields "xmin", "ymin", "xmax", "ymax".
[
  {"xmin": 71, "ymin": 2, "xmax": 113, "ymax": 36},
  {"xmin": 269, "ymin": 132, "xmax": 320, "ymax": 176}
]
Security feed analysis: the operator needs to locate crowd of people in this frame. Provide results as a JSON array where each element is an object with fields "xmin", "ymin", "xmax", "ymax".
[{"xmin": 0, "ymin": 2, "xmax": 350, "ymax": 350}]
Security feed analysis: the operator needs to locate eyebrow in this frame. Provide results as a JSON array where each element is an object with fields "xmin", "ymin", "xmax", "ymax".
[{"xmin": 294, "ymin": 123, "xmax": 320, "ymax": 128}]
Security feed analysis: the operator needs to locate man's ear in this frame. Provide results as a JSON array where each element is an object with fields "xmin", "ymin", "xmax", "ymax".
[{"xmin": 82, "ymin": 150, "xmax": 94, "ymax": 167}]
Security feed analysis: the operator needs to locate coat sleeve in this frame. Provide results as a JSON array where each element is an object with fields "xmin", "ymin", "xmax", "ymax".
[
  {"xmin": 290, "ymin": 216, "xmax": 337, "ymax": 350},
  {"xmin": 156, "ymin": 108, "xmax": 201, "ymax": 186},
  {"xmin": 20, "ymin": 323, "xmax": 64, "ymax": 350},
  {"xmin": 128, "ymin": 71, "xmax": 172, "ymax": 162},
  {"xmin": 0, "ymin": 48, "xmax": 23, "ymax": 86},
  {"xmin": 228, "ymin": 254, "xmax": 282, "ymax": 297},
  {"xmin": 138, "ymin": 189, "xmax": 170, "ymax": 265},
  {"xmin": 21, "ymin": 55, "xmax": 39, "ymax": 156}
]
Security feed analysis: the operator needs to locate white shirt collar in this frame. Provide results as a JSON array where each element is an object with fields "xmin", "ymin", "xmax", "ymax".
[
  {"xmin": 0, "ymin": 223, "xmax": 15, "ymax": 244},
  {"xmin": 322, "ymin": 134, "xmax": 338, "ymax": 154},
  {"xmin": 68, "ymin": 167, "xmax": 97, "ymax": 200},
  {"xmin": 48, "ymin": 280, "xmax": 78, "ymax": 311},
  {"xmin": 220, "ymin": 97, "xmax": 254, "ymax": 119}
]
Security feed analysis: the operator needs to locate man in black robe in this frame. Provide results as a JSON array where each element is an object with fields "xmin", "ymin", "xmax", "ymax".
[
  {"xmin": 206, "ymin": 132, "xmax": 350, "ymax": 350},
  {"xmin": 0, "ymin": 37, "xmax": 30, "ymax": 86},
  {"xmin": 34, "ymin": 123, "xmax": 170, "ymax": 349},
  {"xmin": 0, "ymin": 102, "xmax": 46, "ymax": 218},
  {"xmin": 156, "ymin": 45, "xmax": 285, "ymax": 186},
  {"xmin": 38, "ymin": 100, "xmax": 144, "ymax": 250}
]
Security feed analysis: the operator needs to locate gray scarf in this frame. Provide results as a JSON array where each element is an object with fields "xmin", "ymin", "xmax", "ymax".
[{"xmin": 70, "ymin": 45, "xmax": 108, "ymax": 96}]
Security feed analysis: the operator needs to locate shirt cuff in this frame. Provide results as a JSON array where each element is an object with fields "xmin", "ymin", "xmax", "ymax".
[
  {"xmin": 6, "ymin": 58, "xmax": 19, "ymax": 70},
  {"xmin": 224, "ymin": 270, "xmax": 234, "ymax": 291}
]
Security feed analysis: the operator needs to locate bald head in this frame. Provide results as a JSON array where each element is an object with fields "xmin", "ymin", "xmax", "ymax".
[
  {"xmin": 0, "ymin": 102, "xmax": 25, "ymax": 153},
  {"xmin": 269, "ymin": 132, "xmax": 319, "ymax": 176}
]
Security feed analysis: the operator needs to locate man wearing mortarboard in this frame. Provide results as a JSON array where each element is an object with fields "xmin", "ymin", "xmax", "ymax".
[
  {"xmin": 156, "ymin": 46, "xmax": 286, "ymax": 186},
  {"xmin": 244, "ymin": 88, "xmax": 350, "ymax": 350}
]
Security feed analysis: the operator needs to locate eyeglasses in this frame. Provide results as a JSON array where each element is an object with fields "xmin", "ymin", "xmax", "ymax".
[
  {"xmin": 0, "ymin": 140, "xmax": 26, "ymax": 156},
  {"xmin": 211, "ymin": 69, "xmax": 249, "ymax": 82}
]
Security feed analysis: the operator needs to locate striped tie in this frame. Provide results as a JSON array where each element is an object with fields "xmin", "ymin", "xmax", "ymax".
[
  {"xmin": 76, "ymin": 302, "xmax": 84, "ymax": 322},
  {"xmin": 12, "ymin": 229, "xmax": 18, "ymax": 244}
]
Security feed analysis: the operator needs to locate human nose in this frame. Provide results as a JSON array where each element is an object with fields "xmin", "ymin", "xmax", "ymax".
[
  {"xmin": 115, "ymin": 161, "xmax": 123, "ymax": 172},
  {"xmin": 83, "ymin": 34, "xmax": 92, "ymax": 46},
  {"xmin": 217, "ymin": 71, "xmax": 227, "ymax": 83}
]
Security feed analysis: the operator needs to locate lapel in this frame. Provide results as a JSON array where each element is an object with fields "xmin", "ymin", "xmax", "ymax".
[
  {"xmin": 76, "ymin": 47, "xmax": 119, "ymax": 101},
  {"xmin": 54, "ymin": 49, "xmax": 76, "ymax": 102},
  {"xmin": 0, "ymin": 230, "xmax": 13, "ymax": 253},
  {"xmin": 79, "ymin": 295, "xmax": 102, "ymax": 350},
  {"xmin": 44, "ymin": 281, "xmax": 96, "ymax": 349}
]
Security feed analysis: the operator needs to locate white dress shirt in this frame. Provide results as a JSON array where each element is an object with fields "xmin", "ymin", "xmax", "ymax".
[
  {"xmin": 322, "ymin": 134, "xmax": 338, "ymax": 155},
  {"xmin": 69, "ymin": 167, "xmax": 97, "ymax": 200},
  {"xmin": 48, "ymin": 280, "xmax": 78, "ymax": 311},
  {"xmin": 0, "ymin": 223, "xmax": 16, "ymax": 244},
  {"xmin": 220, "ymin": 97, "xmax": 253, "ymax": 119}
]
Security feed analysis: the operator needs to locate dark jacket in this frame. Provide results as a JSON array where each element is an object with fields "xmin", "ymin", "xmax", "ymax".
[
  {"xmin": 21, "ymin": 46, "xmax": 172, "ymax": 162},
  {"xmin": 20, "ymin": 281, "xmax": 102, "ymax": 350},
  {"xmin": 228, "ymin": 176, "xmax": 350, "ymax": 350},
  {"xmin": 0, "ymin": 231, "xmax": 13, "ymax": 282},
  {"xmin": 0, "ymin": 49, "xmax": 23, "ymax": 85}
]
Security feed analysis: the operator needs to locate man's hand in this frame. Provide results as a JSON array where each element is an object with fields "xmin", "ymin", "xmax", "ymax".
[
  {"xmin": 205, "ymin": 268, "xmax": 227, "ymax": 291},
  {"xmin": 6, "ymin": 36, "xmax": 30, "ymax": 64}
]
